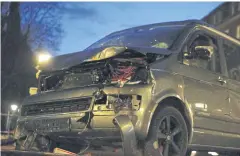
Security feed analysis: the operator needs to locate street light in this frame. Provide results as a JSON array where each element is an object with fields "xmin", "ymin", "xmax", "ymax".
[
  {"xmin": 10, "ymin": 104, "xmax": 18, "ymax": 112},
  {"xmin": 37, "ymin": 53, "xmax": 52, "ymax": 64},
  {"xmin": 6, "ymin": 104, "xmax": 19, "ymax": 138},
  {"xmin": 35, "ymin": 51, "xmax": 52, "ymax": 79},
  {"xmin": 35, "ymin": 46, "xmax": 52, "ymax": 64}
]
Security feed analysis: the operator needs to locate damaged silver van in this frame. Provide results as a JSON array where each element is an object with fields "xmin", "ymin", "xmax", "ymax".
[{"xmin": 14, "ymin": 20, "xmax": 240, "ymax": 156}]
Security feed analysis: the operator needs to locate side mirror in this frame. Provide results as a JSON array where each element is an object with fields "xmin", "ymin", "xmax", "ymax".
[
  {"xmin": 29, "ymin": 87, "xmax": 38, "ymax": 95},
  {"xmin": 194, "ymin": 46, "xmax": 213, "ymax": 60}
]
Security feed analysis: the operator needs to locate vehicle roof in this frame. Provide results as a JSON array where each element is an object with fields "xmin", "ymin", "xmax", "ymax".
[
  {"xmin": 109, "ymin": 19, "xmax": 212, "ymax": 36},
  {"xmin": 109, "ymin": 19, "xmax": 240, "ymax": 45}
]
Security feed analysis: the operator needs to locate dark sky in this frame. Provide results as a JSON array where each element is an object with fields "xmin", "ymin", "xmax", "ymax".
[{"xmin": 58, "ymin": 2, "xmax": 221, "ymax": 55}]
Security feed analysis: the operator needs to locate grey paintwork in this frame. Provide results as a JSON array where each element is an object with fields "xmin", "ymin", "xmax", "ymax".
[{"xmin": 15, "ymin": 20, "xmax": 240, "ymax": 152}]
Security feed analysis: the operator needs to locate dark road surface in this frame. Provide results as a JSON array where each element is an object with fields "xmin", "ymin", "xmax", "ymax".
[
  {"xmin": 1, "ymin": 148, "xmax": 236, "ymax": 156},
  {"xmin": 0, "ymin": 140, "xmax": 237, "ymax": 156}
]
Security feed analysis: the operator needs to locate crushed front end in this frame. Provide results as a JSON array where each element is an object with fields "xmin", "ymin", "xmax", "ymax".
[{"xmin": 14, "ymin": 47, "xmax": 166, "ymax": 154}]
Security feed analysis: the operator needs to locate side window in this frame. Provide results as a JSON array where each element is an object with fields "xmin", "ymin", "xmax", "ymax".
[
  {"xmin": 223, "ymin": 40, "xmax": 240, "ymax": 81},
  {"xmin": 183, "ymin": 34, "xmax": 221, "ymax": 73}
]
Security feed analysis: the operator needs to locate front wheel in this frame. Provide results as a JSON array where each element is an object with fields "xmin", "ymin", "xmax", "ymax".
[{"xmin": 144, "ymin": 106, "xmax": 188, "ymax": 156}]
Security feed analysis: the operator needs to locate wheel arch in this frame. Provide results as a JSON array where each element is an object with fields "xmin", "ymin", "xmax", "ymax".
[{"xmin": 146, "ymin": 95, "xmax": 193, "ymax": 143}]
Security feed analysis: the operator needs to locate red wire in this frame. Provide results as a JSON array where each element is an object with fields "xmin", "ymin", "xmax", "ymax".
[{"xmin": 112, "ymin": 66, "xmax": 136, "ymax": 81}]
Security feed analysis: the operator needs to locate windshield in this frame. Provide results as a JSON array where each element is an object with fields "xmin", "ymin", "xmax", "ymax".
[{"xmin": 86, "ymin": 25, "xmax": 184, "ymax": 50}]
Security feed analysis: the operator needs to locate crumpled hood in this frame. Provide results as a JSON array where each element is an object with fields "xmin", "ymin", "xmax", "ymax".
[{"xmin": 39, "ymin": 46, "xmax": 172, "ymax": 72}]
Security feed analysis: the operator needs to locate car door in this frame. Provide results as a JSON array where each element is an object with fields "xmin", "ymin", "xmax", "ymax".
[
  {"xmin": 178, "ymin": 30, "xmax": 232, "ymax": 146},
  {"xmin": 222, "ymin": 39, "xmax": 240, "ymax": 140}
]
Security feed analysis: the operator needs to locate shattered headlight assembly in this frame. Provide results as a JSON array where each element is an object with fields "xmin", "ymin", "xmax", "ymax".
[{"xmin": 108, "ymin": 95, "xmax": 141, "ymax": 112}]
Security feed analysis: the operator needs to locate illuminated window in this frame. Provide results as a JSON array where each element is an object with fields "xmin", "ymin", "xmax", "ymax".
[{"xmin": 237, "ymin": 25, "xmax": 240, "ymax": 39}]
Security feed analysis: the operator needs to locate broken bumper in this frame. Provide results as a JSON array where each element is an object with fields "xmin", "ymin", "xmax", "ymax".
[{"xmin": 15, "ymin": 84, "xmax": 153, "ymax": 141}]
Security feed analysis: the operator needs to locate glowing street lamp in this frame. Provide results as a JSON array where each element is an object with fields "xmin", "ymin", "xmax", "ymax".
[
  {"xmin": 10, "ymin": 104, "xmax": 18, "ymax": 112},
  {"xmin": 37, "ymin": 53, "xmax": 52, "ymax": 64},
  {"xmin": 6, "ymin": 104, "xmax": 19, "ymax": 137},
  {"xmin": 35, "ymin": 46, "xmax": 52, "ymax": 65},
  {"xmin": 35, "ymin": 51, "xmax": 52, "ymax": 79}
]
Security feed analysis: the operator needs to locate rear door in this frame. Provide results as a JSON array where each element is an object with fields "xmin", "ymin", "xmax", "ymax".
[{"xmin": 222, "ymin": 39, "xmax": 240, "ymax": 138}]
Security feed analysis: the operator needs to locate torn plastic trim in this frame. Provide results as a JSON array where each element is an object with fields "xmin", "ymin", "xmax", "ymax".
[
  {"xmin": 38, "ymin": 46, "xmax": 173, "ymax": 72},
  {"xmin": 113, "ymin": 115, "xmax": 140, "ymax": 156}
]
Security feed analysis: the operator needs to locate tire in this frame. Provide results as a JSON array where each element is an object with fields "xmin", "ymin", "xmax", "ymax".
[{"xmin": 144, "ymin": 106, "xmax": 188, "ymax": 156}]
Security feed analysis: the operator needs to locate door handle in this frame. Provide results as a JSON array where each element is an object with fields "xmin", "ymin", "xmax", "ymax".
[{"xmin": 217, "ymin": 76, "xmax": 226, "ymax": 84}]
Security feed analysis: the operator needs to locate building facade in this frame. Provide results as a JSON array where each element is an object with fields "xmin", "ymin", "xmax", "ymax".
[{"xmin": 202, "ymin": 2, "xmax": 240, "ymax": 40}]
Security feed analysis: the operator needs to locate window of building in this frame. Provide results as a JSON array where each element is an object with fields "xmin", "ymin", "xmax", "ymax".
[
  {"xmin": 208, "ymin": 15, "xmax": 216, "ymax": 25},
  {"xmin": 223, "ymin": 40, "xmax": 240, "ymax": 81},
  {"xmin": 213, "ymin": 15, "xmax": 216, "ymax": 25},
  {"xmin": 231, "ymin": 2, "xmax": 235, "ymax": 15},
  {"xmin": 236, "ymin": 25, "xmax": 240, "ymax": 39},
  {"xmin": 233, "ymin": 2, "xmax": 240, "ymax": 14},
  {"xmin": 216, "ymin": 11, "xmax": 223, "ymax": 24},
  {"xmin": 221, "ymin": 3, "xmax": 231, "ymax": 20},
  {"xmin": 238, "ymin": 2, "xmax": 240, "ymax": 12}
]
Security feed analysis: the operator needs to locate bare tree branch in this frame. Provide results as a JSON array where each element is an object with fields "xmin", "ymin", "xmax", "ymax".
[{"xmin": 20, "ymin": 2, "xmax": 64, "ymax": 51}]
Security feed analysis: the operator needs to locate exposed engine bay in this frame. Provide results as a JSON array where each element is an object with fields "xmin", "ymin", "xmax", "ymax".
[{"xmin": 38, "ymin": 50, "xmax": 163, "ymax": 92}]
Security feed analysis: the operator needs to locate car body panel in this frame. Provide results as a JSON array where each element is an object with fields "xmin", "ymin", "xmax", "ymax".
[
  {"xmin": 141, "ymin": 54, "xmax": 194, "ymax": 140},
  {"xmin": 228, "ymin": 79, "xmax": 240, "ymax": 134},
  {"xmin": 190, "ymin": 128, "xmax": 240, "ymax": 149}
]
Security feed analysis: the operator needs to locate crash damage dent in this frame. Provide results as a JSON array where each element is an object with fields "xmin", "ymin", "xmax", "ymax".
[
  {"xmin": 15, "ymin": 47, "xmax": 171, "ymax": 144},
  {"xmin": 38, "ymin": 46, "xmax": 172, "ymax": 72}
]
